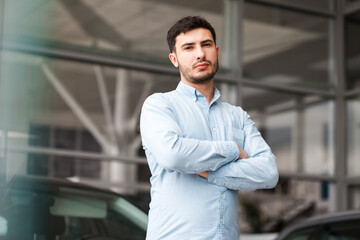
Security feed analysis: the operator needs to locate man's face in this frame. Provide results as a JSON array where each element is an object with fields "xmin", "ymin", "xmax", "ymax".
[{"xmin": 169, "ymin": 28, "xmax": 219, "ymax": 84}]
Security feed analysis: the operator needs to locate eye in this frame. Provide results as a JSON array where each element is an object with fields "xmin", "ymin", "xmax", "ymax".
[{"xmin": 184, "ymin": 46, "xmax": 193, "ymax": 50}]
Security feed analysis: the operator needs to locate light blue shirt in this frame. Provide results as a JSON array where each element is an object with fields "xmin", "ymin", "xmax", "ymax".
[{"xmin": 140, "ymin": 81, "xmax": 278, "ymax": 240}]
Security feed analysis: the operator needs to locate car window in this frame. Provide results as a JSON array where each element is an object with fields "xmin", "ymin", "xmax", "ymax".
[
  {"xmin": 0, "ymin": 183, "xmax": 148, "ymax": 240},
  {"xmin": 319, "ymin": 219, "xmax": 360, "ymax": 240},
  {"xmin": 282, "ymin": 226, "xmax": 317, "ymax": 240}
]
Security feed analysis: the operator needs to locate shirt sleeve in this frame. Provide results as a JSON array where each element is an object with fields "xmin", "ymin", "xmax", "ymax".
[
  {"xmin": 207, "ymin": 109, "xmax": 279, "ymax": 190},
  {"xmin": 140, "ymin": 93, "xmax": 239, "ymax": 174}
]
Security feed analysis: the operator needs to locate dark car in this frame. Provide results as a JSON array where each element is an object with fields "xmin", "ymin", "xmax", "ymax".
[
  {"xmin": 275, "ymin": 210, "xmax": 360, "ymax": 240},
  {"xmin": 0, "ymin": 175, "xmax": 148, "ymax": 240}
]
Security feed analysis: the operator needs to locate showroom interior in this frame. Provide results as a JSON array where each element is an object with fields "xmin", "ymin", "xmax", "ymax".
[{"xmin": 1, "ymin": 0, "xmax": 360, "ymax": 233}]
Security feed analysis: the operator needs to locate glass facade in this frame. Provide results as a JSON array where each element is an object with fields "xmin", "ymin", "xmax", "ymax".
[
  {"xmin": 349, "ymin": 185, "xmax": 360, "ymax": 209},
  {"xmin": 347, "ymin": 0, "xmax": 360, "ymax": 6},
  {"xmin": 345, "ymin": 10, "xmax": 360, "ymax": 89},
  {"xmin": 260, "ymin": 0, "xmax": 335, "ymax": 11},
  {"xmin": 243, "ymin": 87, "xmax": 335, "ymax": 175},
  {"xmin": 303, "ymin": 102, "xmax": 335, "ymax": 175},
  {"xmin": 243, "ymin": 2, "xmax": 334, "ymax": 90},
  {"xmin": 1, "ymin": 0, "xmax": 360, "ymax": 235},
  {"xmin": 347, "ymin": 97, "xmax": 360, "ymax": 176},
  {"xmin": 5, "ymin": 0, "xmax": 228, "ymax": 69}
]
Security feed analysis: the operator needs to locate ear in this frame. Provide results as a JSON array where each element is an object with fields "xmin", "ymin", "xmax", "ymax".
[
  {"xmin": 216, "ymin": 45, "xmax": 219, "ymax": 58},
  {"xmin": 169, "ymin": 52, "xmax": 179, "ymax": 68}
]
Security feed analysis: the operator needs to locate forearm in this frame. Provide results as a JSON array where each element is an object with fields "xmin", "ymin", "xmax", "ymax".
[
  {"xmin": 207, "ymin": 152, "xmax": 278, "ymax": 190},
  {"xmin": 206, "ymin": 109, "xmax": 279, "ymax": 190},
  {"xmin": 141, "ymin": 94, "xmax": 239, "ymax": 174},
  {"xmin": 142, "ymin": 131, "xmax": 239, "ymax": 173}
]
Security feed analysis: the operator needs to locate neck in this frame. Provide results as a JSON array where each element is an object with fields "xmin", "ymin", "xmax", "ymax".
[{"xmin": 181, "ymin": 78, "xmax": 214, "ymax": 104}]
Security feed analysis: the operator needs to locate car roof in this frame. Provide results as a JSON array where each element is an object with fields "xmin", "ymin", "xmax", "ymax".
[
  {"xmin": 1, "ymin": 175, "xmax": 132, "ymax": 203},
  {"xmin": 1, "ymin": 175, "xmax": 149, "ymax": 214},
  {"xmin": 276, "ymin": 210, "xmax": 360, "ymax": 239}
]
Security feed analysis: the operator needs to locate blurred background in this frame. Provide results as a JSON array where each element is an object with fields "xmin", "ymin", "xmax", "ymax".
[{"xmin": 0, "ymin": 0, "xmax": 360, "ymax": 235}]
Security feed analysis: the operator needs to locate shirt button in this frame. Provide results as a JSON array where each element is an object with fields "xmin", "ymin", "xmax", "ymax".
[
  {"xmin": 220, "ymin": 218, "xmax": 224, "ymax": 224},
  {"xmin": 210, "ymin": 167, "xmax": 213, "ymax": 171},
  {"xmin": 221, "ymin": 194, "xmax": 225, "ymax": 199},
  {"xmin": 213, "ymin": 179, "xmax": 216, "ymax": 183},
  {"xmin": 212, "ymin": 128, "xmax": 216, "ymax": 132}
]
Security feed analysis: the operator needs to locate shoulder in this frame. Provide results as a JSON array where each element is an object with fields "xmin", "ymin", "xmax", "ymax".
[
  {"xmin": 218, "ymin": 101, "xmax": 246, "ymax": 113},
  {"xmin": 143, "ymin": 91, "xmax": 177, "ymax": 108}
]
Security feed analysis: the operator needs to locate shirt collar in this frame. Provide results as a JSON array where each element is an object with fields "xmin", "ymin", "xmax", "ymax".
[{"xmin": 176, "ymin": 81, "xmax": 221, "ymax": 104}]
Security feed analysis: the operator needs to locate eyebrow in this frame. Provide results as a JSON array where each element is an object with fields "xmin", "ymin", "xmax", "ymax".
[{"xmin": 180, "ymin": 39, "xmax": 214, "ymax": 49}]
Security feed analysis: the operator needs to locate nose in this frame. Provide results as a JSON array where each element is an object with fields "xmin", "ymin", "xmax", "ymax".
[{"xmin": 195, "ymin": 46, "xmax": 205, "ymax": 60}]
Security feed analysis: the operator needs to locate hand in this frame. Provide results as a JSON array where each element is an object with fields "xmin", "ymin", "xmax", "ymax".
[
  {"xmin": 197, "ymin": 171, "xmax": 208, "ymax": 179},
  {"xmin": 237, "ymin": 144, "xmax": 249, "ymax": 160}
]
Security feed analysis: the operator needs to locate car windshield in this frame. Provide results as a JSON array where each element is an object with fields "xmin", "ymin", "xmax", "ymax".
[{"xmin": 0, "ymin": 180, "xmax": 148, "ymax": 240}]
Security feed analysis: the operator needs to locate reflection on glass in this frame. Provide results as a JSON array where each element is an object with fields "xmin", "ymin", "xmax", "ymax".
[
  {"xmin": 2, "ymin": 52, "xmax": 178, "ymax": 192},
  {"xmin": 244, "ymin": 87, "xmax": 299, "ymax": 173},
  {"xmin": 345, "ymin": 11, "xmax": 360, "ymax": 89},
  {"xmin": 261, "ymin": 0, "xmax": 335, "ymax": 11},
  {"xmin": 347, "ymin": 0, "xmax": 360, "ymax": 6},
  {"xmin": 303, "ymin": 102, "xmax": 334, "ymax": 175},
  {"xmin": 347, "ymin": 98, "xmax": 360, "ymax": 176},
  {"xmin": 264, "ymin": 179, "xmax": 335, "ymax": 227},
  {"xmin": 0, "ymin": 176, "xmax": 148, "ymax": 239},
  {"xmin": 216, "ymin": 82, "xmax": 238, "ymax": 105},
  {"xmin": 243, "ymin": 3, "xmax": 334, "ymax": 90},
  {"xmin": 349, "ymin": 185, "xmax": 360, "ymax": 209},
  {"xmin": 244, "ymin": 87, "xmax": 334, "ymax": 175},
  {"xmin": 0, "ymin": 216, "xmax": 7, "ymax": 237},
  {"xmin": 322, "ymin": 219, "xmax": 360, "ymax": 238},
  {"xmin": 6, "ymin": 0, "xmax": 224, "ymax": 60},
  {"xmin": 263, "ymin": 111, "xmax": 297, "ymax": 173},
  {"xmin": 282, "ymin": 227, "xmax": 315, "ymax": 240}
]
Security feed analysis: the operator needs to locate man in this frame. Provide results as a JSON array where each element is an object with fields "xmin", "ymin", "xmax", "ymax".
[{"xmin": 140, "ymin": 16, "xmax": 278, "ymax": 240}]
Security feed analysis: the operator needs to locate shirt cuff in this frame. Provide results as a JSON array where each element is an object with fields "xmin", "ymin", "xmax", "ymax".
[{"xmin": 208, "ymin": 164, "xmax": 228, "ymax": 187}]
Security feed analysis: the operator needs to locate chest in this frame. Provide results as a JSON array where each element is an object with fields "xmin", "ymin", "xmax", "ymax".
[{"xmin": 169, "ymin": 97, "xmax": 246, "ymax": 148}]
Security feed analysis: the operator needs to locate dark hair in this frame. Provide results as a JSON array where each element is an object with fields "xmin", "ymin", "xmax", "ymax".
[{"xmin": 167, "ymin": 16, "xmax": 217, "ymax": 53}]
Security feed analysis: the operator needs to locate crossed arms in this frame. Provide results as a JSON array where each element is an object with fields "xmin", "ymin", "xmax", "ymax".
[{"xmin": 140, "ymin": 94, "xmax": 278, "ymax": 190}]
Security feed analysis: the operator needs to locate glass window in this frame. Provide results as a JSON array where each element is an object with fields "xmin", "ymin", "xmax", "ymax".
[
  {"xmin": 0, "ymin": 177, "xmax": 148, "ymax": 239},
  {"xmin": 345, "ymin": 11, "xmax": 360, "ymax": 89},
  {"xmin": 243, "ymin": 87, "xmax": 335, "ymax": 175},
  {"xmin": 4, "ymin": 0, "xmax": 233, "ymax": 70},
  {"xmin": 303, "ymin": 102, "xmax": 335, "ymax": 175},
  {"xmin": 347, "ymin": 0, "xmax": 360, "ymax": 6},
  {"xmin": 349, "ymin": 185, "xmax": 360, "ymax": 209},
  {"xmin": 263, "ymin": 110, "xmax": 297, "ymax": 173},
  {"xmin": 243, "ymin": 3, "xmax": 335, "ymax": 90},
  {"xmin": 282, "ymin": 226, "xmax": 317, "ymax": 240},
  {"xmin": 320, "ymin": 220, "xmax": 360, "ymax": 239},
  {"xmin": 347, "ymin": 97, "xmax": 360, "ymax": 176},
  {"xmin": 258, "ymin": 0, "xmax": 335, "ymax": 11},
  {"xmin": 2, "ymin": 52, "xmax": 178, "ymax": 154},
  {"xmin": 1, "ymin": 51, "xmax": 181, "ymax": 191}
]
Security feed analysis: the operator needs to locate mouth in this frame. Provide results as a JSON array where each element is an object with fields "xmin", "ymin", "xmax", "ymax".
[{"xmin": 194, "ymin": 62, "xmax": 210, "ymax": 70}]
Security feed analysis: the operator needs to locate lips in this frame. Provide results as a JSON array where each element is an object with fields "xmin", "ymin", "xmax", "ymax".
[{"xmin": 195, "ymin": 62, "xmax": 210, "ymax": 70}]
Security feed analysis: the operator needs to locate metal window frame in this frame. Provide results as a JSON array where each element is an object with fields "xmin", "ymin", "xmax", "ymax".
[
  {"xmin": 241, "ymin": 0, "xmax": 354, "ymax": 211},
  {"xmin": 345, "ymin": 0, "xmax": 360, "ymax": 14},
  {"xmin": 246, "ymin": 0, "xmax": 337, "ymax": 18},
  {"xmin": 5, "ymin": 145, "xmax": 147, "ymax": 165}
]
